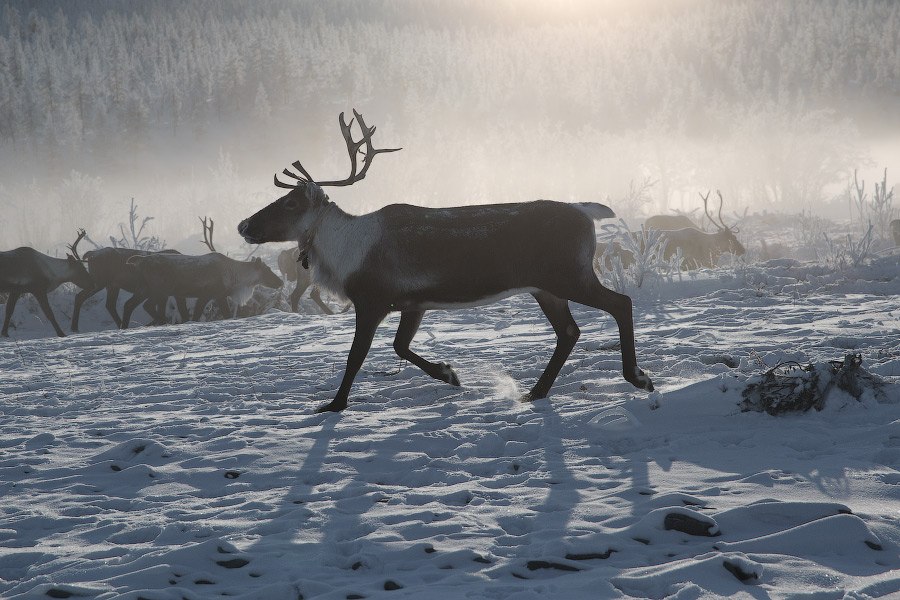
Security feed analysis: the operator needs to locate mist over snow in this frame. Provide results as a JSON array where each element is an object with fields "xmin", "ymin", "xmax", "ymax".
[
  {"xmin": 1, "ymin": 1, "xmax": 899, "ymax": 599},
  {"xmin": 1, "ymin": 0, "xmax": 899, "ymax": 253}
]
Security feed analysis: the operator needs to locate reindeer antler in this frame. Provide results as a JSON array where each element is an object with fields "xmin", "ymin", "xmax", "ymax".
[
  {"xmin": 200, "ymin": 217, "xmax": 216, "ymax": 252},
  {"xmin": 274, "ymin": 109, "xmax": 401, "ymax": 189},
  {"xmin": 700, "ymin": 190, "xmax": 742, "ymax": 233},
  {"xmin": 67, "ymin": 228, "xmax": 87, "ymax": 261}
]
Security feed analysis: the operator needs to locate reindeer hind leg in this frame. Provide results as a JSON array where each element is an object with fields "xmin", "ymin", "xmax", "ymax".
[
  {"xmin": 311, "ymin": 287, "xmax": 334, "ymax": 315},
  {"xmin": 121, "ymin": 293, "xmax": 147, "ymax": 329},
  {"xmin": 567, "ymin": 275, "xmax": 653, "ymax": 392}
]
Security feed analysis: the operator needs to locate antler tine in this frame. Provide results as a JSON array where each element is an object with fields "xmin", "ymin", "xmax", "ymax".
[
  {"xmin": 199, "ymin": 216, "xmax": 216, "ymax": 253},
  {"xmin": 274, "ymin": 174, "xmax": 297, "ymax": 189},
  {"xmin": 273, "ymin": 160, "xmax": 314, "ymax": 190},
  {"xmin": 699, "ymin": 190, "xmax": 717, "ymax": 232},
  {"xmin": 715, "ymin": 189, "xmax": 729, "ymax": 231},
  {"xmin": 290, "ymin": 161, "xmax": 315, "ymax": 182},
  {"xmin": 67, "ymin": 228, "xmax": 87, "ymax": 261},
  {"xmin": 338, "ymin": 111, "xmax": 362, "ymax": 183}
]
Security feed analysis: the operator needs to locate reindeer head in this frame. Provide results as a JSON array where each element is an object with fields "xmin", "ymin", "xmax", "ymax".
[
  {"xmin": 702, "ymin": 191, "xmax": 746, "ymax": 257},
  {"xmin": 239, "ymin": 182, "xmax": 330, "ymax": 244},
  {"xmin": 238, "ymin": 110, "xmax": 400, "ymax": 245},
  {"xmin": 249, "ymin": 256, "xmax": 285, "ymax": 289},
  {"xmin": 66, "ymin": 229, "xmax": 95, "ymax": 289}
]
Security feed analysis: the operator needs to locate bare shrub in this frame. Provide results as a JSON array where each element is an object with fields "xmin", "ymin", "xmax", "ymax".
[
  {"xmin": 616, "ymin": 177, "xmax": 657, "ymax": 222},
  {"xmin": 849, "ymin": 169, "xmax": 897, "ymax": 242},
  {"xmin": 102, "ymin": 198, "xmax": 167, "ymax": 252},
  {"xmin": 740, "ymin": 353, "xmax": 888, "ymax": 415},
  {"xmin": 821, "ymin": 224, "xmax": 875, "ymax": 270},
  {"xmin": 794, "ymin": 210, "xmax": 833, "ymax": 248}
]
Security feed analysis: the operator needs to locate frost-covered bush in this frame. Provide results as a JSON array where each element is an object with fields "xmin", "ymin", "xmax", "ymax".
[
  {"xmin": 794, "ymin": 210, "xmax": 834, "ymax": 249},
  {"xmin": 849, "ymin": 169, "xmax": 896, "ymax": 243},
  {"xmin": 820, "ymin": 224, "xmax": 875, "ymax": 271},
  {"xmin": 596, "ymin": 220, "xmax": 684, "ymax": 294}
]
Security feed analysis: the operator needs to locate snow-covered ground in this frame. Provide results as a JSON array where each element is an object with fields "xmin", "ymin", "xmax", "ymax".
[{"xmin": 1, "ymin": 256, "xmax": 898, "ymax": 599}]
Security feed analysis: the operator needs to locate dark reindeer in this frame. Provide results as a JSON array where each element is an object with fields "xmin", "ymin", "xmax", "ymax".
[
  {"xmin": 121, "ymin": 252, "xmax": 283, "ymax": 328},
  {"xmin": 186, "ymin": 216, "xmax": 268, "ymax": 321},
  {"xmin": 238, "ymin": 110, "xmax": 653, "ymax": 413},
  {"xmin": 70, "ymin": 236, "xmax": 189, "ymax": 332},
  {"xmin": 0, "ymin": 231, "xmax": 94, "ymax": 337}
]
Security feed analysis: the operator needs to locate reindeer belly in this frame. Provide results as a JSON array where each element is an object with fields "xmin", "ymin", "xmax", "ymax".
[
  {"xmin": 144, "ymin": 263, "xmax": 225, "ymax": 299},
  {"xmin": 355, "ymin": 242, "xmax": 573, "ymax": 310}
]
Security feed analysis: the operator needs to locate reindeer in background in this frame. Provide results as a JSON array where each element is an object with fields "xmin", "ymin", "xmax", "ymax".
[
  {"xmin": 604, "ymin": 191, "xmax": 745, "ymax": 270},
  {"xmin": 658, "ymin": 191, "xmax": 745, "ymax": 268},
  {"xmin": 644, "ymin": 213, "xmax": 700, "ymax": 231},
  {"xmin": 121, "ymin": 217, "xmax": 283, "ymax": 328},
  {"xmin": 70, "ymin": 233, "xmax": 189, "ymax": 332},
  {"xmin": 0, "ymin": 231, "xmax": 94, "ymax": 337}
]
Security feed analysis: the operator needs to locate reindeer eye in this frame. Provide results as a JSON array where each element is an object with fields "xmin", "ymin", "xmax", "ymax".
[{"xmin": 283, "ymin": 197, "xmax": 300, "ymax": 211}]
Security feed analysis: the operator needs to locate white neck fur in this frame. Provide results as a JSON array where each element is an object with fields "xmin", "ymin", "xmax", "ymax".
[{"xmin": 307, "ymin": 204, "xmax": 380, "ymax": 300}]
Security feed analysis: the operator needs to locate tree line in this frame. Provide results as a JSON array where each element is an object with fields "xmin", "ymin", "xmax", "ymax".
[{"xmin": 1, "ymin": 0, "xmax": 897, "ymax": 157}]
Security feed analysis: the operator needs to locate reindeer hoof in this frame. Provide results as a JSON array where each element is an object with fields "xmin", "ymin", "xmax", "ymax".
[
  {"xmin": 315, "ymin": 400, "xmax": 347, "ymax": 413},
  {"xmin": 520, "ymin": 389, "xmax": 548, "ymax": 402},
  {"xmin": 627, "ymin": 368, "xmax": 654, "ymax": 392},
  {"xmin": 439, "ymin": 363, "xmax": 461, "ymax": 387}
]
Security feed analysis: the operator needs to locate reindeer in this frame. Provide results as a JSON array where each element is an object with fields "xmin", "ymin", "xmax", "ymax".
[
  {"xmin": 278, "ymin": 246, "xmax": 347, "ymax": 314},
  {"xmin": 238, "ymin": 110, "xmax": 653, "ymax": 413},
  {"xmin": 665, "ymin": 191, "xmax": 745, "ymax": 268},
  {"xmin": 0, "ymin": 231, "xmax": 94, "ymax": 337},
  {"xmin": 610, "ymin": 191, "xmax": 744, "ymax": 270},
  {"xmin": 121, "ymin": 252, "xmax": 283, "ymax": 328},
  {"xmin": 644, "ymin": 213, "xmax": 699, "ymax": 231},
  {"xmin": 70, "ymin": 233, "xmax": 189, "ymax": 332}
]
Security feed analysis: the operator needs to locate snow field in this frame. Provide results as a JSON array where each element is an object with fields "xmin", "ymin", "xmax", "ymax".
[{"xmin": 0, "ymin": 257, "xmax": 898, "ymax": 598}]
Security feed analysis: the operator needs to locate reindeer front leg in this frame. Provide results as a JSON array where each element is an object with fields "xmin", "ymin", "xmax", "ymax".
[
  {"xmin": 393, "ymin": 310, "xmax": 461, "ymax": 386},
  {"xmin": 2, "ymin": 292, "xmax": 21, "ymax": 337},
  {"xmin": 316, "ymin": 305, "xmax": 387, "ymax": 413}
]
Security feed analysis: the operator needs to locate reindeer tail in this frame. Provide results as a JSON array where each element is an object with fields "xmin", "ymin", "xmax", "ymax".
[{"xmin": 573, "ymin": 202, "xmax": 616, "ymax": 221}]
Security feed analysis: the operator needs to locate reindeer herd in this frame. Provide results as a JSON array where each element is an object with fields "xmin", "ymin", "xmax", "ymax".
[
  {"xmin": 4, "ymin": 109, "xmax": 846, "ymax": 412},
  {"xmin": 1, "ymin": 224, "xmax": 288, "ymax": 339}
]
